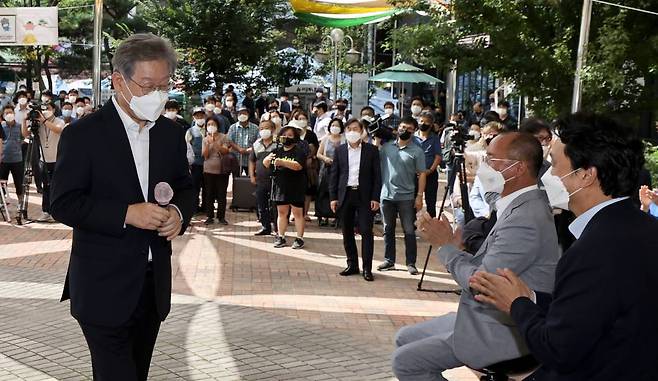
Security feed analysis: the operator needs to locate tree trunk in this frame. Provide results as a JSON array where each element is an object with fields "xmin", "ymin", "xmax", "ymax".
[
  {"xmin": 43, "ymin": 50, "xmax": 52, "ymax": 90},
  {"xmin": 104, "ymin": 36, "xmax": 114, "ymax": 76}
]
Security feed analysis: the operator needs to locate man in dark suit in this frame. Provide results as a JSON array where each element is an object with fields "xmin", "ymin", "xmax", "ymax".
[
  {"xmin": 470, "ymin": 113, "xmax": 658, "ymax": 380},
  {"xmin": 50, "ymin": 34, "xmax": 195, "ymax": 381},
  {"xmin": 329, "ymin": 118, "xmax": 382, "ymax": 281}
]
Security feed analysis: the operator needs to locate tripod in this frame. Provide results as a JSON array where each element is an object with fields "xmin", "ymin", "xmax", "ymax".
[
  {"xmin": 417, "ymin": 145, "xmax": 474, "ymax": 294},
  {"xmin": 0, "ymin": 180, "xmax": 10, "ymax": 222},
  {"xmin": 16, "ymin": 127, "xmax": 47, "ymax": 225}
]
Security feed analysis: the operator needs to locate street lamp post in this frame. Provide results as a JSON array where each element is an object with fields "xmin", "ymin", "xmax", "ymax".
[{"xmin": 314, "ymin": 28, "xmax": 361, "ymax": 101}]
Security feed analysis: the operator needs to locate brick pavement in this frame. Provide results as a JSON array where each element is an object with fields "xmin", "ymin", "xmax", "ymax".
[{"xmin": 0, "ymin": 183, "xmax": 479, "ymax": 380}]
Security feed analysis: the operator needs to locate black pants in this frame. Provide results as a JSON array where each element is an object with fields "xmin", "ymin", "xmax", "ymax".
[
  {"xmin": 41, "ymin": 162, "xmax": 55, "ymax": 213},
  {"xmin": 256, "ymin": 182, "xmax": 273, "ymax": 231},
  {"xmin": 425, "ymin": 171, "xmax": 439, "ymax": 218},
  {"xmin": 30, "ymin": 142, "xmax": 43, "ymax": 192},
  {"xmin": 190, "ymin": 164, "xmax": 204, "ymax": 209},
  {"xmin": 0, "ymin": 161, "xmax": 24, "ymax": 197},
  {"xmin": 204, "ymin": 173, "xmax": 229, "ymax": 219},
  {"xmin": 79, "ymin": 269, "xmax": 160, "ymax": 381},
  {"xmin": 341, "ymin": 189, "xmax": 375, "ymax": 272}
]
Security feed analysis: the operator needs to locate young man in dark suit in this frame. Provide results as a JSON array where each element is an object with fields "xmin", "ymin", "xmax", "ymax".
[
  {"xmin": 50, "ymin": 33, "xmax": 195, "ymax": 381},
  {"xmin": 329, "ymin": 118, "xmax": 382, "ymax": 281},
  {"xmin": 469, "ymin": 113, "xmax": 658, "ymax": 380}
]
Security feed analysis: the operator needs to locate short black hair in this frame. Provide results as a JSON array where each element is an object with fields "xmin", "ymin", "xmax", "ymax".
[
  {"xmin": 360, "ymin": 106, "xmax": 375, "ymax": 116},
  {"xmin": 330, "ymin": 117, "xmax": 346, "ymax": 133},
  {"xmin": 280, "ymin": 125, "xmax": 301, "ymax": 139},
  {"xmin": 3, "ymin": 105, "xmax": 14, "ymax": 113},
  {"xmin": 400, "ymin": 116, "xmax": 418, "ymax": 129},
  {"xmin": 344, "ymin": 118, "xmax": 364, "ymax": 131},
  {"xmin": 164, "ymin": 100, "xmax": 180, "ymax": 110},
  {"xmin": 411, "ymin": 96, "xmax": 424, "ymax": 106},
  {"xmin": 506, "ymin": 132, "xmax": 543, "ymax": 178},
  {"xmin": 205, "ymin": 115, "xmax": 221, "ymax": 127},
  {"xmin": 555, "ymin": 112, "xmax": 644, "ymax": 198},
  {"xmin": 62, "ymin": 102, "xmax": 73, "ymax": 108},
  {"xmin": 82, "ymin": 96, "xmax": 91, "ymax": 102},
  {"xmin": 419, "ymin": 112, "xmax": 434, "ymax": 123},
  {"xmin": 14, "ymin": 90, "xmax": 27, "ymax": 102},
  {"xmin": 384, "ymin": 101, "xmax": 395, "ymax": 108},
  {"xmin": 314, "ymin": 102, "xmax": 328, "ymax": 112},
  {"xmin": 482, "ymin": 110, "xmax": 500, "ymax": 124},
  {"xmin": 520, "ymin": 117, "xmax": 552, "ymax": 136},
  {"xmin": 497, "ymin": 100, "xmax": 511, "ymax": 108}
]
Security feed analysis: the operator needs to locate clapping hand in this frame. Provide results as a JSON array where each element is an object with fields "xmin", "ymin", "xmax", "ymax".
[
  {"xmin": 469, "ymin": 268, "xmax": 533, "ymax": 314},
  {"xmin": 416, "ymin": 212, "xmax": 461, "ymax": 248},
  {"xmin": 639, "ymin": 185, "xmax": 658, "ymax": 212}
]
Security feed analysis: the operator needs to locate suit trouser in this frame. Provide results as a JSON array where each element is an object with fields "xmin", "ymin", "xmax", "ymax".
[
  {"xmin": 78, "ymin": 268, "xmax": 161, "ymax": 381},
  {"xmin": 0, "ymin": 161, "xmax": 24, "ymax": 197},
  {"xmin": 204, "ymin": 173, "xmax": 229, "ymax": 220},
  {"xmin": 41, "ymin": 162, "xmax": 55, "ymax": 213},
  {"xmin": 256, "ymin": 182, "xmax": 273, "ymax": 231},
  {"xmin": 30, "ymin": 141, "xmax": 43, "ymax": 192},
  {"xmin": 340, "ymin": 189, "xmax": 374, "ymax": 272},
  {"xmin": 190, "ymin": 164, "xmax": 204, "ymax": 209},
  {"xmin": 381, "ymin": 199, "xmax": 417, "ymax": 265},
  {"xmin": 424, "ymin": 171, "xmax": 439, "ymax": 218},
  {"xmin": 392, "ymin": 312, "xmax": 462, "ymax": 381}
]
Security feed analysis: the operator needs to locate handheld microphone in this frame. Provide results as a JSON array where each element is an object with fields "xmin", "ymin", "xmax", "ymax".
[{"xmin": 154, "ymin": 182, "xmax": 174, "ymax": 207}]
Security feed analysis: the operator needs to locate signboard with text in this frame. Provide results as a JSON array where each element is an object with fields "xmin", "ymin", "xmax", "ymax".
[{"xmin": 0, "ymin": 7, "xmax": 58, "ymax": 46}]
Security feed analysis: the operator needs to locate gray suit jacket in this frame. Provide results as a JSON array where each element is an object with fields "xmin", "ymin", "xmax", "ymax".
[{"xmin": 437, "ymin": 188, "xmax": 559, "ymax": 369}]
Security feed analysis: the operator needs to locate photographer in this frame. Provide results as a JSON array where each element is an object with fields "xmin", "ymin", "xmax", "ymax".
[
  {"xmin": 0, "ymin": 105, "xmax": 29, "ymax": 200},
  {"xmin": 263, "ymin": 124, "xmax": 307, "ymax": 249},
  {"xmin": 28, "ymin": 101, "xmax": 66, "ymax": 222}
]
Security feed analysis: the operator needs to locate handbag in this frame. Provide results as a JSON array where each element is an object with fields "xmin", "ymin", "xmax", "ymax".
[{"xmin": 218, "ymin": 152, "xmax": 239, "ymax": 176}]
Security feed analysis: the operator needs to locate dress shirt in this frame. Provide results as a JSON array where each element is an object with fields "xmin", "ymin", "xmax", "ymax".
[
  {"xmin": 568, "ymin": 197, "xmax": 628, "ymax": 239},
  {"xmin": 495, "ymin": 185, "xmax": 538, "ymax": 216},
  {"xmin": 112, "ymin": 97, "xmax": 182, "ymax": 261},
  {"xmin": 314, "ymin": 112, "xmax": 331, "ymax": 141},
  {"xmin": 347, "ymin": 142, "xmax": 362, "ymax": 187}
]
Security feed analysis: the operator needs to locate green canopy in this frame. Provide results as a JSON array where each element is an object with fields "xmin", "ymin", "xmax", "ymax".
[{"xmin": 368, "ymin": 63, "xmax": 443, "ymax": 84}]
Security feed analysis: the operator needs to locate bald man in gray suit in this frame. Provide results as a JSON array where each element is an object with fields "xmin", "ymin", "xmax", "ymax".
[{"xmin": 393, "ymin": 132, "xmax": 560, "ymax": 380}]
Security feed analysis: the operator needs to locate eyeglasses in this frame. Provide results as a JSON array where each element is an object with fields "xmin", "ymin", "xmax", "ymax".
[
  {"xmin": 535, "ymin": 134, "xmax": 552, "ymax": 144},
  {"xmin": 484, "ymin": 155, "xmax": 517, "ymax": 166},
  {"xmin": 127, "ymin": 77, "xmax": 174, "ymax": 94}
]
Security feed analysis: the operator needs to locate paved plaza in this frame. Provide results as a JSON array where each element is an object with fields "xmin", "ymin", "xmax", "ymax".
[{"xmin": 0, "ymin": 182, "xmax": 478, "ymax": 380}]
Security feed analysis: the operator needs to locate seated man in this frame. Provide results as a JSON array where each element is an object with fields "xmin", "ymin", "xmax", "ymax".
[
  {"xmin": 470, "ymin": 113, "xmax": 658, "ymax": 380},
  {"xmin": 393, "ymin": 132, "xmax": 560, "ymax": 380}
]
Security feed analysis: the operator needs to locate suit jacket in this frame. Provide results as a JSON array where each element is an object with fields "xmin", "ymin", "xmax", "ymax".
[
  {"xmin": 437, "ymin": 189, "xmax": 559, "ymax": 369},
  {"xmin": 511, "ymin": 199, "xmax": 658, "ymax": 380},
  {"xmin": 328, "ymin": 142, "xmax": 381, "ymax": 207},
  {"xmin": 50, "ymin": 100, "xmax": 195, "ymax": 327}
]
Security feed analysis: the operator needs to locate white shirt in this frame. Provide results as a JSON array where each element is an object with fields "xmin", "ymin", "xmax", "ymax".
[
  {"xmin": 568, "ymin": 197, "xmax": 628, "ymax": 239},
  {"xmin": 347, "ymin": 143, "xmax": 362, "ymax": 187},
  {"xmin": 314, "ymin": 112, "xmax": 331, "ymax": 141},
  {"xmin": 495, "ymin": 185, "xmax": 538, "ymax": 216},
  {"xmin": 39, "ymin": 117, "xmax": 66, "ymax": 163}
]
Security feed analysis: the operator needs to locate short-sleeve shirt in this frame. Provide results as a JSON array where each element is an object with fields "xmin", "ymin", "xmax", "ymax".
[
  {"xmin": 414, "ymin": 134, "xmax": 442, "ymax": 170},
  {"xmin": 227, "ymin": 122, "xmax": 259, "ymax": 168},
  {"xmin": 202, "ymin": 134, "xmax": 229, "ymax": 174},
  {"xmin": 272, "ymin": 144, "xmax": 307, "ymax": 204},
  {"xmin": 380, "ymin": 140, "xmax": 426, "ymax": 201},
  {"xmin": 39, "ymin": 118, "xmax": 66, "ymax": 163},
  {"xmin": 249, "ymin": 138, "xmax": 276, "ymax": 183}
]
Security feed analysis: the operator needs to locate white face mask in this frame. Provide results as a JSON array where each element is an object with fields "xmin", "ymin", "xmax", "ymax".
[
  {"xmin": 76, "ymin": 106, "xmax": 85, "ymax": 116},
  {"xmin": 195, "ymin": 118, "xmax": 205, "ymax": 127},
  {"xmin": 42, "ymin": 110, "xmax": 53, "ymax": 119},
  {"xmin": 297, "ymin": 119, "xmax": 308, "ymax": 128},
  {"xmin": 120, "ymin": 75, "xmax": 168, "ymax": 122},
  {"xmin": 41, "ymin": 96, "xmax": 49, "ymax": 103},
  {"xmin": 165, "ymin": 111, "xmax": 177, "ymax": 120},
  {"xmin": 3, "ymin": 113, "xmax": 15, "ymax": 122},
  {"xmin": 205, "ymin": 104, "xmax": 215, "ymax": 112},
  {"xmin": 499, "ymin": 108, "xmax": 508, "ymax": 117},
  {"xmin": 316, "ymin": 92, "xmax": 323, "ymax": 98},
  {"xmin": 476, "ymin": 160, "xmax": 519, "ymax": 195},
  {"xmin": 259, "ymin": 129, "xmax": 272, "ymax": 140},
  {"xmin": 271, "ymin": 117, "xmax": 281, "ymax": 125},
  {"xmin": 226, "ymin": 101, "xmax": 234, "ymax": 107},
  {"xmin": 542, "ymin": 145, "xmax": 552, "ymax": 160},
  {"xmin": 384, "ymin": 108, "xmax": 394, "ymax": 115},
  {"xmin": 213, "ymin": 107, "xmax": 222, "ymax": 114},
  {"xmin": 207, "ymin": 125, "xmax": 218, "ymax": 134},
  {"xmin": 330, "ymin": 126, "xmax": 341, "ymax": 135},
  {"xmin": 345, "ymin": 130, "xmax": 361, "ymax": 144},
  {"xmin": 62, "ymin": 109, "xmax": 72, "ymax": 118},
  {"xmin": 68, "ymin": 95, "xmax": 77, "ymax": 103},
  {"xmin": 470, "ymin": 130, "xmax": 481, "ymax": 140},
  {"xmin": 238, "ymin": 114, "xmax": 249, "ymax": 123},
  {"xmin": 411, "ymin": 105, "xmax": 422, "ymax": 115},
  {"xmin": 18, "ymin": 98, "xmax": 28, "ymax": 106},
  {"xmin": 540, "ymin": 169, "xmax": 583, "ymax": 210}
]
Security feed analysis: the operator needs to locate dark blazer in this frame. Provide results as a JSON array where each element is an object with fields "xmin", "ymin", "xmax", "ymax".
[
  {"xmin": 511, "ymin": 199, "xmax": 658, "ymax": 380},
  {"xmin": 328, "ymin": 142, "xmax": 381, "ymax": 207},
  {"xmin": 50, "ymin": 100, "xmax": 195, "ymax": 327}
]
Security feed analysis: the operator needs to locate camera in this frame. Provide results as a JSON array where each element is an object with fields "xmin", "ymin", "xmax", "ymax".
[
  {"xmin": 27, "ymin": 101, "xmax": 45, "ymax": 134},
  {"xmin": 450, "ymin": 128, "xmax": 475, "ymax": 153}
]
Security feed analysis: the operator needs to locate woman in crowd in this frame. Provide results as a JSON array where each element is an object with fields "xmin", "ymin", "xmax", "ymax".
[
  {"xmin": 263, "ymin": 124, "xmax": 307, "ymax": 249},
  {"xmin": 292, "ymin": 111, "xmax": 319, "ymax": 222},
  {"xmin": 316, "ymin": 118, "xmax": 345, "ymax": 226},
  {"xmin": 185, "ymin": 107, "xmax": 208, "ymax": 212},
  {"xmin": 202, "ymin": 115, "xmax": 231, "ymax": 225}
]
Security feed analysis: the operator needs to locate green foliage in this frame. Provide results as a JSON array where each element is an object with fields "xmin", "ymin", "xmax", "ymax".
[
  {"xmin": 645, "ymin": 142, "xmax": 658, "ymax": 187},
  {"xmin": 252, "ymin": 49, "xmax": 315, "ymax": 90}
]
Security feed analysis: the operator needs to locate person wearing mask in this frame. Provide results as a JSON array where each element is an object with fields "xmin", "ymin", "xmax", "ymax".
[
  {"xmin": 204, "ymin": 99, "xmax": 216, "ymax": 119},
  {"xmin": 377, "ymin": 116, "xmax": 427, "ymax": 275},
  {"xmin": 185, "ymin": 107, "xmax": 208, "ymax": 212},
  {"xmin": 242, "ymin": 88, "xmax": 256, "ymax": 120},
  {"xmin": 211, "ymin": 105, "xmax": 231, "ymax": 134},
  {"xmin": 57, "ymin": 90, "xmax": 67, "ymax": 108},
  {"xmin": 406, "ymin": 132, "xmax": 559, "ymax": 381},
  {"xmin": 316, "ymin": 118, "xmax": 345, "ymax": 226},
  {"xmin": 33, "ymin": 101, "xmax": 66, "ymax": 222},
  {"xmin": 163, "ymin": 99, "xmax": 188, "ymax": 131},
  {"xmin": 332, "ymin": 98, "xmax": 350, "ymax": 121},
  {"xmin": 249, "ymin": 120, "xmax": 277, "ymax": 236},
  {"xmin": 465, "ymin": 124, "xmax": 482, "ymax": 150},
  {"xmin": 13, "ymin": 91, "xmax": 30, "ymax": 127},
  {"xmin": 0, "ymin": 105, "xmax": 28, "ymax": 201},
  {"xmin": 469, "ymin": 113, "xmax": 658, "ymax": 381},
  {"xmin": 329, "ymin": 118, "xmax": 382, "ymax": 281},
  {"xmin": 262, "ymin": 109, "xmax": 286, "ymax": 131},
  {"xmin": 255, "ymin": 89, "xmax": 269, "ymax": 119},
  {"xmin": 381, "ymin": 101, "xmax": 400, "ymax": 131},
  {"xmin": 468, "ymin": 101, "xmax": 485, "ymax": 127},
  {"xmin": 0, "ymin": 87, "xmax": 11, "ymax": 109},
  {"xmin": 202, "ymin": 116, "xmax": 231, "ymax": 225},
  {"xmin": 74, "ymin": 99, "xmax": 87, "ymax": 119},
  {"xmin": 227, "ymin": 106, "xmax": 259, "ymax": 176},
  {"xmin": 279, "ymin": 93, "xmax": 291, "ymax": 120},
  {"xmin": 67, "ymin": 89, "xmax": 79, "ymax": 105},
  {"xmin": 60, "ymin": 102, "xmax": 75, "ymax": 127},
  {"xmin": 313, "ymin": 87, "xmax": 328, "ymax": 106},
  {"xmin": 410, "ymin": 97, "xmax": 424, "ymax": 122},
  {"xmin": 415, "ymin": 112, "xmax": 442, "ymax": 218},
  {"xmin": 291, "ymin": 95, "xmax": 302, "ymax": 114},
  {"xmin": 292, "ymin": 111, "xmax": 319, "ymax": 222},
  {"xmin": 497, "ymin": 100, "xmax": 517, "ymax": 131},
  {"xmin": 40, "ymin": 90, "xmax": 54, "ymax": 106},
  {"xmin": 222, "ymin": 93, "xmax": 238, "ymax": 124},
  {"xmin": 263, "ymin": 124, "xmax": 307, "ymax": 249},
  {"xmin": 359, "ymin": 106, "xmax": 377, "ymax": 141},
  {"xmin": 313, "ymin": 101, "xmax": 331, "ymax": 141}
]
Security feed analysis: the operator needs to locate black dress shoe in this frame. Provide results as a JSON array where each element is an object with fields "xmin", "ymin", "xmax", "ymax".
[
  {"xmin": 339, "ymin": 266, "xmax": 360, "ymax": 276},
  {"xmin": 254, "ymin": 228, "xmax": 272, "ymax": 236},
  {"xmin": 362, "ymin": 270, "xmax": 374, "ymax": 281}
]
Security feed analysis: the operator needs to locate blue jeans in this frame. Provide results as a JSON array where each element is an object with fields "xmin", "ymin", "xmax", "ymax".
[{"xmin": 381, "ymin": 199, "xmax": 417, "ymax": 266}]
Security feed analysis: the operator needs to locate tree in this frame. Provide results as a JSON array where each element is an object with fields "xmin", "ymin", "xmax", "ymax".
[
  {"xmin": 143, "ymin": 0, "xmax": 287, "ymax": 94},
  {"xmin": 252, "ymin": 49, "xmax": 315, "ymax": 91},
  {"xmin": 387, "ymin": 0, "xmax": 658, "ymax": 118}
]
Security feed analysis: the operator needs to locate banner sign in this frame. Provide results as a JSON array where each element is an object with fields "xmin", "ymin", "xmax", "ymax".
[{"xmin": 0, "ymin": 7, "xmax": 58, "ymax": 46}]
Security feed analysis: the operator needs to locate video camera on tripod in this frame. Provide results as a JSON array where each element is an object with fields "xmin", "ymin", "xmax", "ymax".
[
  {"xmin": 27, "ymin": 100, "xmax": 46, "ymax": 134},
  {"xmin": 16, "ymin": 100, "xmax": 47, "ymax": 225}
]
